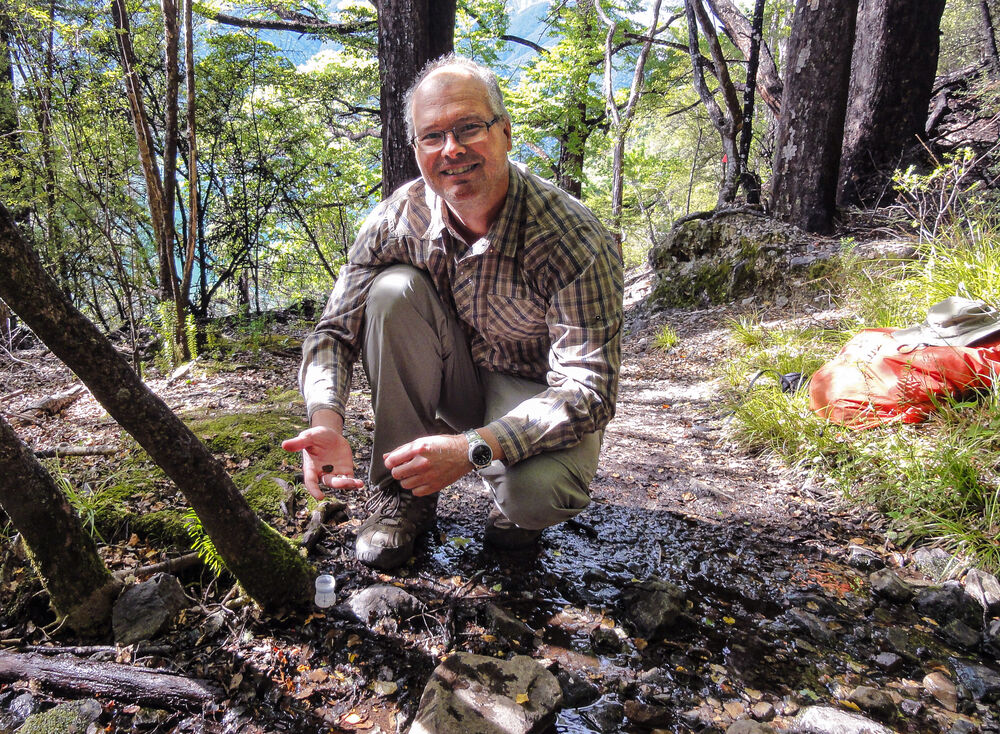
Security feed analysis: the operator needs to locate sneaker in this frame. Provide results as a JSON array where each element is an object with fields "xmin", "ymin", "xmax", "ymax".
[
  {"xmin": 483, "ymin": 507, "xmax": 542, "ymax": 550},
  {"xmin": 355, "ymin": 481, "xmax": 437, "ymax": 570}
]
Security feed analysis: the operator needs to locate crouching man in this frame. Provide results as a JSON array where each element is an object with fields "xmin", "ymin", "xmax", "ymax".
[{"xmin": 282, "ymin": 54, "xmax": 623, "ymax": 570}]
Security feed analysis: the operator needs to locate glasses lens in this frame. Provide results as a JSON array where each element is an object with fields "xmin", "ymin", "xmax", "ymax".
[{"xmin": 455, "ymin": 122, "xmax": 488, "ymax": 145}]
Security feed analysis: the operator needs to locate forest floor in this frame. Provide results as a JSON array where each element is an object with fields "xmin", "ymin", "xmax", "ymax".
[{"xmin": 1, "ymin": 265, "xmax": 999, "ymax": 733}]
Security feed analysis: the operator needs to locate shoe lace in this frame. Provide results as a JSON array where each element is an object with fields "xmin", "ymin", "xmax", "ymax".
[{"xmin": 363, "ymin": 481, "xmax": 406, "ymax": 516}]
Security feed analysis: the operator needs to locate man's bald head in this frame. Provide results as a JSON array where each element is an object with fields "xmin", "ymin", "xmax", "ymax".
[{"xmin": 404, "ymin": 54, "xmax": 508, "ymax": 141}]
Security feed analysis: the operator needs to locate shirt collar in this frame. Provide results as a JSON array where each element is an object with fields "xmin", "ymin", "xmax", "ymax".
[{"xmin": 420, "ymin": 163, "xmax": 523, "ymax": 257}]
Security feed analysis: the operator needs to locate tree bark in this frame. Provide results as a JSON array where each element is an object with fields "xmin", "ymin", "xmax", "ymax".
[
  {"xmin": 770, "ymin": 0, "xmax": 858, "ymax": 233},
  {"xmin": 838, "ymin": 0, "xmax": 946, "ymax": 207},
  {"xmin": 0, "ymin": 415, "xmax": 119, "ymax": 634},
  {"xmin": 980, "ymin": 0, "xmax": 1000, "ymax": 76},
  {"xmin": 0, "ymin": 203, "xmax": 314, "ymax": 612},
  {"xmin": 377, "ymin": 0, "xmax": 456, "ymax": 197},
  {"xmin": 0, "ymin": 652, "xmax": 222, "ymax": 710}
]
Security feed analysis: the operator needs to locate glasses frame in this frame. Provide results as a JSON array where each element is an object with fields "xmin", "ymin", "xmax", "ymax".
[{"xmin": 410, "ymin": 116, "xmax": 502, "ymax": 152}]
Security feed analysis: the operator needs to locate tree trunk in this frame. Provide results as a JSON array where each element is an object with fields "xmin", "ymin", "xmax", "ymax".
[
  {"xmin": 0, "ymin": 414, "xmax": 120, "ymax": 634},
  {"xmin": 838, "ymin": 0, "xmax": 946, "ymax": 207},
  {"xmin": 556, "ymin": 99, "xmax": 589, "ymax": 199},
  {"xmin": 594, "ymin": 0, "xmax": 662, "ymax": 247},
  {"xmin": 376, "ymin": 0, "xmax": 455, "ymax": 197},
  {"xmin": 111, "ymin": 0, "xmax": 171, "ymax": 300},
  {"xmin": 770, "ymin": 0, "xmax": 858, "ymax": 233},
  {"xmin": 705, "ymin": 0, "xmax": 782, "ymax": 115},
  {"xmin": 0, "ymin": 204, "xmax": 314, "ymax": 612},
  {"xmin": 684, "ymin": 0, "xmax": 743, "ymax": 205},
  {"xmin": 180, "ymin": 0, "xmax": 199, "ymax": 330},
  {"xmin": 980, "ymin": 0, "xmax": 1000, "ymax": 76},
  {"xmin": 737, "ymin": 0, "xmax": 766, "ymax": 204}
]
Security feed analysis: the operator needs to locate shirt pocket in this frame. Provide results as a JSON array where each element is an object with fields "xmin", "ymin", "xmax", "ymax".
[{"xmin": 485, "ymin": 291, "xmax": 548, "ymax": 342}]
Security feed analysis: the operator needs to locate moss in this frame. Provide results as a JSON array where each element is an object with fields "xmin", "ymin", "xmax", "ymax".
[
  {"xmin": 243, "ymin": 475, "xmax": 289, "ymax": 519},
  {"xmin": 19, "ymin": 701, "xmax": 99, "ymax": 734},
  {"xmin": 231, "ymin": 519, "xmax": 314, "ymax": 611}
]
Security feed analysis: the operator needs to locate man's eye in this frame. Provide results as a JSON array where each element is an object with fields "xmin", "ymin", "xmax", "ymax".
[
  {"xmin": 422, "ymin": 132, "xmax": 445, "ymax": 143},
  {"xmin": 458, "ymin": 123, "xmax": 483, "ymax": 135}
]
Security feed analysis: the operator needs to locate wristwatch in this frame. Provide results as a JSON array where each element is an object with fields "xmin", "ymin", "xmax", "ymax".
[{"xmin": 464, "ymin": 429, "xmax": 493, "ymax": 469}]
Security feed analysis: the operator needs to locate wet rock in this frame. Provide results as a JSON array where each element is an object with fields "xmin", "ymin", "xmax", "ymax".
[
  {"xmin": 484, "ymin": 604, "xmax": 535, "ymax": 646},
  {"xmin": 555, "ymin": 667, "xmax": 601, "ymax": 708},
  {"xmin": 680, "ymin": 704, "xmax": 715, "ymax": 729},
  {"xmin": 0, "ymin": 692, "xmax": 40, "ymax": 731},
  {"xmin": 847, "ymin": 545, "xmax": 884, "ymax": 572},
  {"xmin": 728, "ymin": 721, "xmax": 776, "ymax": 734},
  {"xmin": 914, "ymin": 582, "xmax": 981, "ymax": 627},
  {"xmin": 963, "ymin": 568, "xmax": 1000, "ymax": 616},
  {"xmin": 590, "ymin": 625, "xmax": 624, "ymax": 654},
  {"xmin": 950, "ymin": 658, "xmax": 1000, "ymax": 703},
  {"xmin": 948, "ymin": 718, "xmax": 976, "ymax": 734},
  {"xmin": 899, "ymin": 698, "xmax": 922, "ymax": 717},
  {"xmin": 19, "ymin": 699, "xmax": 102, "ymax": 734},
  {"xmin": 869, "ymin": 569, "xmax": 915, "ymax": 603},
  {"xmin": 346, "ymin": 585, "xmax": 423, "ymax": 630},
  {"xmin": 873, "ymin": 652, "xmax": 904, "ymax": 673},
  {"xmin": 410, "ymin": 653, "xmax": 561, "ymax": 734},
  {"xmin": 772, "ymin": 608, "xmax": 835, "ymax": 644},
  {"xmin": 943, "ymin": 619, "xmax": 980, "ymax": 650},
  {"xmin": 751, "ymin": 701, "xmax": 776, "ymax": 721},
  {"xmin": 624, "ymin": 700, "xmax": 671, "ymax": 728},
  {"xmin": 911, "ymin": 547, "xmax": 964, "ymax": 580},
  {"xmin": 618, "ymin": 577, "xmax": 686, "ymax": 638},
  {"xmin": 8, "ymin": 693, "xmax": 40, "ymax": 720},
  {"xmin": 792, "ymin": 705, "xmax": 894, "ymax": 733},
  {"xmin": 847, "ymin": 686, "xmax": 896, "ymax": 721},
  {"xmin": 879, "ymin": 627, "xmax": 919, "ymax": 661},
  {"xmin": 984, "ymin": 619, "xmax": 1000, "ymax": 659},
  {"xmin": 923, "ymin": 671, "xmax": 959, "ymax": 711},
  {"xmin": 112, "ymin": 572, "xmax": 187, "ymax": 645},
  {"xmin": 577, "ymin": 698, "xmax": 625, "ymax": 733}
]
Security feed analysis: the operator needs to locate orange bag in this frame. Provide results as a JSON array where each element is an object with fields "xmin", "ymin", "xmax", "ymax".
[{"xmin": 808, "ymin": 329, "xmax": 1000, "ymax": 428}]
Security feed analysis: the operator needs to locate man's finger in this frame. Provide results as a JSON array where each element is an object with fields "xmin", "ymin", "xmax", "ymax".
[
  {"xmin": 281, "ymin": 433, "xmax": 312, "ymax": 452},
  {"xmin": 384, "ymin": 444, "xmax": 418, "ymax": 469}
]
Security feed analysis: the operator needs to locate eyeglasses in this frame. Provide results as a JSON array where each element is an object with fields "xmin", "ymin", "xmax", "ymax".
[{"xmin": 410, "ymin": 116, "xmax": 502, "ymax": 152}]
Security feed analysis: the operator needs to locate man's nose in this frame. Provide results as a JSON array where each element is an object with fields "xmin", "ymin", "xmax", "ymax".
[{"xmin": 440, "ymin": 130, "xmax": 467, "ymax": 156}]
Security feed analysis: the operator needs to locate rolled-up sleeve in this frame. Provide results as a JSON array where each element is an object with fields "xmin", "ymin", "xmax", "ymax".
[{"xmin": 299, "ymin": 212, "xmax": 390, "ymax": 421}]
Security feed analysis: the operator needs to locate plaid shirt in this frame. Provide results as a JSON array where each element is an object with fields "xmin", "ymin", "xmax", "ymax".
[{"xmin": 300, "ymin": 162, "xmax": 623, "ymax": 465}]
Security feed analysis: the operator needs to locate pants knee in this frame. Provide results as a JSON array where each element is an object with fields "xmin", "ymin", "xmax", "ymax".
[{"xmin": 367, "ymin": 265, "xmax": 431, "ymax": 321}]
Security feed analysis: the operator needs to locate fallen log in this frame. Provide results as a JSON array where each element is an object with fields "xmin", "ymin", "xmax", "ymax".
[
  {"xmin": 33, "ymin": 444, "xmax": 117, "ymax": 458},
  {"xmin": 0, "ymin": 651, "xmax": 223, "ymax": 710},
  {"xmin": 24, "ymin": 385, "xmax": 86, "ymax": 416}
]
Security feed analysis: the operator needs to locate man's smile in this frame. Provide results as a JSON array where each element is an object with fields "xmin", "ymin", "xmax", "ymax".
[{"xmin": 441, "ymin": 163, "xmax": 479, "ymax": 176}]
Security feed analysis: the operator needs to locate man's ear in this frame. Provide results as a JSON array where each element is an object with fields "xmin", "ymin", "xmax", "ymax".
[{"xmin": 502, "ymin": 118, "xmax": 512, "ymax": 152}]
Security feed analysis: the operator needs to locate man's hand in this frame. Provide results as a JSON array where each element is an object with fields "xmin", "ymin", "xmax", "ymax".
[
  {"xmin": 383, "ymin": 434, "xmax": 472, "ymax": 497},
  {"xmin": 282, "ymin": 411, "xmax": 364, "ymax": 500}
]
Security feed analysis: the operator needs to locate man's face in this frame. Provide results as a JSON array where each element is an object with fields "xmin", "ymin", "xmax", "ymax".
[{"xmin": 410, "ymin": 69, "xmax": 512, "ymax": 216}]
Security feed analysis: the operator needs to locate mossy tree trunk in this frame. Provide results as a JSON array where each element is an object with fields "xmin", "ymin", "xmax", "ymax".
[
  {"xmin": 0, "ymin": 415, "xmax": 120, "ymax": 634},
  {"xmin": 0, "ymin": 203, "xmax": 313, "ymax": 612}
]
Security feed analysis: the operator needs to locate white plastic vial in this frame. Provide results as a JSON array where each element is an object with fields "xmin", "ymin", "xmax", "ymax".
[{"xmin": 314, "ymin": 574, "xmax": 336, "ymax": 608}]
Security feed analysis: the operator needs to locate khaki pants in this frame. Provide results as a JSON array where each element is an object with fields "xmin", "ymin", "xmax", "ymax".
[{"xmin": 361, "ymin": 264, "xmax": 600, "ymax": 530}]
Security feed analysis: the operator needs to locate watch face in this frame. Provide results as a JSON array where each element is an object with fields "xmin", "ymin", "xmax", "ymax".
[{"xmin": 471, "ymin": 443, "xmax": 492, "ymax": 466}]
